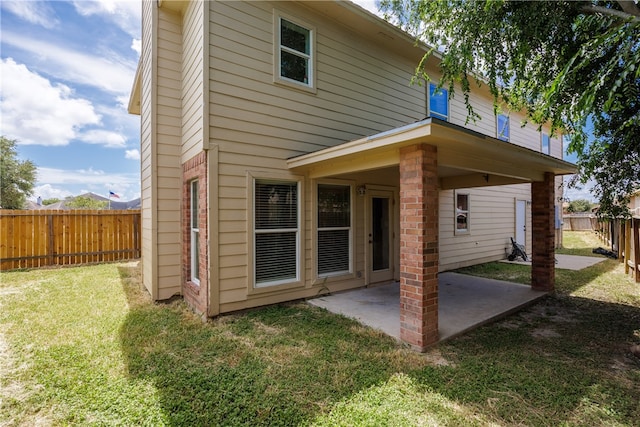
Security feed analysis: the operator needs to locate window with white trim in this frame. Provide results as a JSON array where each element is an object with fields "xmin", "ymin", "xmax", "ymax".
[
  {"xmin": 254, "ymin": 179, "xmax": 299, "ymax": 287},
  {"xmin": 277, "ymin": 16, "xmax": 313, "ymax": 88},
  {"xmin": 317, "ymin": 183, "xmax": 351, "ymax": 276},
  {"xmin": 497, "ymin": 114, "xmax": 510, "ymax": 141},
  {"xmin": 455, "ymin": 192, "xmax": 470, "ymax": 234},
  {"xmin": 429, "ymin": 83, "xmax": 448, "ymax": 120},
  {"xmin": 190, "ymin": 180, "xmax": 200, "ymax": 284},
  {"xmin": 541, "ymin": 133, "xmax": 550, "ymax": 154}
]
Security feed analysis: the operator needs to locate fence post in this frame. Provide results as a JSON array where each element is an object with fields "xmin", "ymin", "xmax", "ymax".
[
  {"xmin": 633, "ymin": 218, "xmax": 640, "ymax": 283},
  {"xmin": 47, "ymin": 213, "xmax": 54, "ymax": 266},
  {"xmin": 622, "ymin": 219, "xmax": 633, "ymax": 274}
]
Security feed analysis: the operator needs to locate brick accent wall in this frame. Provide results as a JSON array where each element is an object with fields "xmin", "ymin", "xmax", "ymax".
[
  {"xmin": 531, "ymin": 172, "xmax": 555, "ymax": 292},
  {"xmin": 182, "ymin": 151, "xmax": 208, "ymax": 315},
  {"xmin": 399, "ymin": 144, "xmax": 439, "ymax": 351}
]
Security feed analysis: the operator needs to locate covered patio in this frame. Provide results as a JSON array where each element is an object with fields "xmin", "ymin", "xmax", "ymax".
[
  {"xmin": 309, "ymin": 272, "xmax": 547, "ymax": 342},
  {"xmin": 288, "ymin": 118, "xmax": 576, "ymax": 351},
  {"xmin": 308, "ymin": 254, "xmax": 604, "ymax": 343}
]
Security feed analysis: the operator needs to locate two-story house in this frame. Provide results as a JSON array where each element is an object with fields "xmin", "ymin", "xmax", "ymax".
[{"xmin": 128, "ymin": 0, "xmax": 575, "ymax": 350}]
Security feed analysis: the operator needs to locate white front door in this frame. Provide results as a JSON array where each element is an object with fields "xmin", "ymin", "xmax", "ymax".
[
  {"xmin": 367, "ymin": 190, "xmax": 394, "ymax": 284},
  {"xmin": 516, "ymin": 199, "xmax": 526, "ymax": 246}
]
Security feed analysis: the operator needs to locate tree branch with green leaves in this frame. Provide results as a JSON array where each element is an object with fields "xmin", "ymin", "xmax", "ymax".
[{"xmin": 380, "ymin": 0, "xmax": 640, "ymax": 217}]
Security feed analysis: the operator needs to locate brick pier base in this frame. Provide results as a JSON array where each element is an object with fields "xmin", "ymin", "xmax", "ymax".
[
  {"xmin": 531, "ymin": 172, "xmax": 555, "ymax": 292},
  {"xmin": 399, "ymin": 144, "xmax": 439, "ymax": 351}
]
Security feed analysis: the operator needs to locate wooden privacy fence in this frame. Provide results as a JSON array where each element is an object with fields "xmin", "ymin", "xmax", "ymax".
[
  {"xmin": 595, "ymin": 216, "xmax": 640, "ymax": 283},
  {"xmin": 0, "ymin": 209, "xmax": 141, "ymax": 271},
  {"xmin": 563, "ymin": 214, "xmax": 598, "ymax": 231}
]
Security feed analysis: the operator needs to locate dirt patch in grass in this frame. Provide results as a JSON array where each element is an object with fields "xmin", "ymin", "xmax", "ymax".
[{"xmin": 422, "ymin": 348, "xmax": 456, "ymax": 367}]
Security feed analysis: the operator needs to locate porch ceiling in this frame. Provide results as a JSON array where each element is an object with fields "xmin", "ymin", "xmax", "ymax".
[{"xmin": 287, "ymin": 119, "xmax": 577, "ymax": 190}]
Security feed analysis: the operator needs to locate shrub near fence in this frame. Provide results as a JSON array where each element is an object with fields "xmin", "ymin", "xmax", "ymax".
[{"xmin": 0, "ymin": 209, "xmax": 141, "ymax": 271}]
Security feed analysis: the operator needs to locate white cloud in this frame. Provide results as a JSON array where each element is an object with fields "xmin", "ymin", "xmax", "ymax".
[
  {"xmin": 36, "ymin": 166, "xmax": 139, "ymax": 201},
  {"xmin": 72, "ymin": 0, "xmax": 141, "ymax": 40},
  {"xmin": 38, "ymin": 167, "xmax": 140, "ymax": 196},
  {"xmin": 0, "ymin": 58, "xmax": 101, "ymax": 146},
  {"xmin": 352, "ymin": 0, "xmax": 381, "ymax": 15},
  {"xmin": 1, "ymin": 1, "xmax": 59, "ymax": 29},
  {"xmin": 131, "ymin": 38, "xmax": 141, "ymax": 55},
  {"xmin": 31, "ymin": 184, "xmax": 74, "ymax": 201},
  {"xmin": 2, "ymin": 31, "xmax": 137, "ymax": 96},
  {"xmin": 125, "ymin": 149, "xmax": 140, "ymax": 160},
  {"xmin": 79, "ymin": 129, "xmax": 127, "ymax": 148},
  {"xmin": 115, "ymin": 95, "xmax": 134, "ymax": 111}
]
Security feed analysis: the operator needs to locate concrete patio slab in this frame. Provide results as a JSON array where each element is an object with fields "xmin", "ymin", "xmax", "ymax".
[
  {"xmin": 500, "ymin": 254, "xmax": 606, "ymax": 270},
  {"xmin": 308, "ymin": 272, "xmax": 547, "ymax": 344}
]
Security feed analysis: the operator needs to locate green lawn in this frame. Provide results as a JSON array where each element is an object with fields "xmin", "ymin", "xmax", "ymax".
[{"xmin": 1, "ymin": 231, "xmax": 639, "ymax": 426}]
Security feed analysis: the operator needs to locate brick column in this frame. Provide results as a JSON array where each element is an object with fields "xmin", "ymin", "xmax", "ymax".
[
  {"xmin": 531, "ymin": 172, "xmax": 555, "ymax": 292},
  {"xmin": 399, "ymin": 144, "xmax": 439, "ymax": 351}
]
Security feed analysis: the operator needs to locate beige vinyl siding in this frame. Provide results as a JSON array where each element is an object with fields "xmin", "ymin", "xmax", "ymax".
[
  {"xmin": 445, "ymin": 79, "xmax": 495, "ymax": 137},
  {"xmin": 210, "ymin": 1, "xmax": 426, "ymax": 307},
  {"xmin": 139, "ymin": 4, "xmax": 184, "ymax": 300},
  {"xmin": 439, "ymin": 184, "xmax": 532, "ymax": 270},
  {"xmin": 209, "ymin": 1, "xmax": 425, "ymax": 152},
  {"xmin": 181, "ymin": 0, "xmax": 204, "ymax": 161},
  {"xmin": 508, "ymin": 111, "xmax": 540, "ymax": 152},
  {"xmin": 140, "ymin": 0, "xmax": 155, "ymax": 298},
  {"xmin": 424, "ymin": 65, "xmax": 567, "ymax": 161}
]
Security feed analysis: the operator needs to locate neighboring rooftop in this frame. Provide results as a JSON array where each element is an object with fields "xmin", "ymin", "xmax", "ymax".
[{"xmin": 29, "ymin": 192, "xmax": 141, "ymax": 210}]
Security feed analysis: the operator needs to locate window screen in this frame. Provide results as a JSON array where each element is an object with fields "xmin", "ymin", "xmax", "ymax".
[
  {"xmin": 456, "ymin": 193, "xmax": 469, "ymax": 233},
  {"xmin": 254, "ymin": 180, "xmax": 299, "ymax": 286},
  {"xmin": 190, "ymin": 180, "xmax": 200, "ymax": 283},
  {"xmin": 317, "ymin": 184, "xmax": 351, "ymax": 276},
  {"xmin": 497, "ymin": 114, "xmax": 510, "ymax": 141},
  {"xmin": 279, "ymin": 18, "xmax": 311, "ymax": 85},
  {"xmin": 429, "ymin": 83, "xmax": 448, "ymax": 120},
  {"xmin": 541, "ymin": 133, "xmax": 550, "ymax": 154}
]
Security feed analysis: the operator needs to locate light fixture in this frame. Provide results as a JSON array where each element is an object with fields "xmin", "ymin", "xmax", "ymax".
[{"xmin": 357, "ymin": 185, "xmax": 366, "ymax": 196}]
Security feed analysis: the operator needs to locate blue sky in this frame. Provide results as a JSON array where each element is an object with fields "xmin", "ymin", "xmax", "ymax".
[
  {"xmin": 0, "ymin": 0, "xmax": 594, "ymax": 204},
  {"xmin": 1, "ymin": 0, "xmax": 141, "ymax": 202}
]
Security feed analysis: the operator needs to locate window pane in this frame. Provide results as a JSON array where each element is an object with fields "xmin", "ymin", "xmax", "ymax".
[
  {"xmin": 456, "ymin": 194, "xmax": 469, "ymax": 232},
  {"xmin": 318, "ymin": 229, "xmax": 350, "ymax": 275},
  {"xmin": 281, "ymin": 19, "xmax": 309, "ymax": 54},
  {"xmin": 256, "ymin": 232, "xmax": 297, "ymax": 284},
  {"xmin": 255, "ymin": 180, "xmax": 297, "ymax": 230},
  {"xmin": 318, "ymin": 184, "xmax": 350, "ymax": 228},
  {"xmin": 372, "ymin": 197, "xmax": 390, "ymax": 271},
  {"xmin": 192, "ymin": 230, "xmax": 199, "ymax": 281},
  {"xmin": 542, "ymin": 133, "xmax": 550, "ymax": 154},
  {"xmin": 498, "ymin": 115, "xmax": 509, "ymax": 141},
  {"xmin": 191, "ymin": 180, "xmax": 198, "ymax": 228},
  {"xmin": 429, "ymin": 83, "xmax": 448, "ymax": 120},
  {"xmin": 457, "ymin": 194, "xmax": 468, "ymax": 211},
  {"xmin": 280, "ymin": 51, "xmax": 308, "ymax": 83}
]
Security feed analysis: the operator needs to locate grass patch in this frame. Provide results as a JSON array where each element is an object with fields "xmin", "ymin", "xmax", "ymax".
[
  {"xmin": 455, "ymin": 231, "xmax": 639, "ymax": 306},
  {"xmin": 1, "ymin": 232, "xmax": 639, "ymax": 426},
  {"xmin": 558, "ymin": 230, "xmax": 607, "ymax": 257}
]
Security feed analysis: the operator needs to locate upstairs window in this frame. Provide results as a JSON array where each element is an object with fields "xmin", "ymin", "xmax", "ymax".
[
  {"xmin": 317, "ymin": 183, "xmax": 352, "ymax": 277},
  {"xmin": 541, "ymin": 133, "xmax": 550, "ymax": 154},
  {"xmin": 429, "ymin": 83, "xmax": 449, "ymax": 121},
  {"xmin": 277, "ymin": 16, "xmax": 314, "ymax": 89},
  {"xmin": 497, "ymin": 114, "xmax": 510, "ymax": 141}
]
